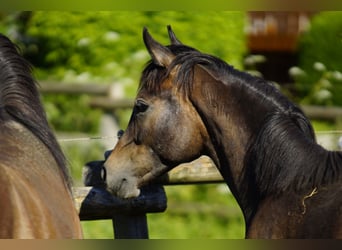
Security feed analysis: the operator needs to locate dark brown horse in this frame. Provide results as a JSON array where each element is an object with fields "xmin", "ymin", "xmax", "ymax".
[
  {"xmin": 104, "ymin": 26, "xmax": 342, "ymax": 238},
  {"xmin": 0, "ymin": 34, "xmax": 82, "ymax": 238}
]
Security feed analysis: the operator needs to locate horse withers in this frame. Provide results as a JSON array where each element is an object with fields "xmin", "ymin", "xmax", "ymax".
[
  {"xmin": 104, "ymin": 26, "xmax": 342, "ymax": 238},
  {"xmin": 0, "ymin": 34, "xmax": 82, "ymax": 238}
]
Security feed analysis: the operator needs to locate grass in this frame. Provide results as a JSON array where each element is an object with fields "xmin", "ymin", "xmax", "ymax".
[{"xmin": 81, "ymin": 220, "xmax": 114, "ymax": 239}]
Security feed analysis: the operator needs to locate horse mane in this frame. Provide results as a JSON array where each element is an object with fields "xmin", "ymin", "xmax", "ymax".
[
  {"xmin": 0, "ymin": 34, "xmax": 71, "ymax": 189},
  {"xmin": 141, "ymin": 43, "xmax": 297, "ymax": 113},
  {"xmin": 140, "ymin": 42, "xmax": 342, "ymax": 195},
  {"xmin": 245, "ymin": 111, "xmax": 342, "ymax": 196}
]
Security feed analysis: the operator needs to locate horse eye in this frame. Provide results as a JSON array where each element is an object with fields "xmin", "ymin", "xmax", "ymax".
[{"xmin": 135, "ymin": 99, "xmax": 149, "ymax": 113}]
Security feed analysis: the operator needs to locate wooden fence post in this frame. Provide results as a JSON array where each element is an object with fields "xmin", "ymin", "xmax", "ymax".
[
  {"xmin": 80, "ymin": 161, "xmax": 167, "ymax": 239},
  {"xmin": 112, "ymin": 214, "xmax": 149, "ymax": 239},
  {"xmin": 74, "ymin": 184, "xmax": 167, "ymax": 239}
]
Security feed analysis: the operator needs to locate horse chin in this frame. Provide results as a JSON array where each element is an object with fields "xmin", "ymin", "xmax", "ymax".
[{"xmin": 116, "ymin": 187, "xmax": 141, "ymax": 199}]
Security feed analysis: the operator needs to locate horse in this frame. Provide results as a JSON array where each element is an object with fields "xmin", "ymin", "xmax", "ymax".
[
  {"xmin": 103, "ymin": 26, "xmax": 342, "ymax": 238},
  {"xmin": 0, "ymin": 34, "xmax": 82, "ymax": 238}
]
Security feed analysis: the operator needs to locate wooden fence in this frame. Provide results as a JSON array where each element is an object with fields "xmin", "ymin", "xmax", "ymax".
[
  {"xmin": 40, "ymin": 82, "xmax": 342, "ymax": 238},
  {"xmin": 75, "ymin": 156, "xmax": 220, "ymax": 238},
  {"xmin": 40, "ymin": 81, "xmax": 342, "ymax": 122}
]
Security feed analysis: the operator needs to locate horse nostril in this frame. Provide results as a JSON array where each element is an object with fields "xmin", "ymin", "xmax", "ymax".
[{"xmin": 116, "ymin": 177, "xmax": 128, "ymax": 192}]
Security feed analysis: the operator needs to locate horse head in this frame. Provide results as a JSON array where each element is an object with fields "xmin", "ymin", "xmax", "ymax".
[{"xmin": 104, "ymin": 27, "xmax": 209, "ymax": 198}]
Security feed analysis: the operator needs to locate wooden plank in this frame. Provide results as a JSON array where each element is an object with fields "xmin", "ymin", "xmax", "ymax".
[
  {"xmin": 39, "ymin": 82, "xmax": 110, "ymax": 95},
  {"xmin": 159, "ymin": 156, "xmax": 223, "ymax": 184},
  {"xmin": 89, "ymin": 97, "xmax": 135, "ymax": 110},
  {"xmin": 301, "ymin": 105, "xmax": 342, "ymax": 121},
  {"xmin": 73, "ymin": 185, "xmax": 167, "ymax": 221}
]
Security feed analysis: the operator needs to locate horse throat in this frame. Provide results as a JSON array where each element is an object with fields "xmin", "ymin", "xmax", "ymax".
[{"xmin": 188, "ymin": 73, "xmax": 269, "ymax": 216}]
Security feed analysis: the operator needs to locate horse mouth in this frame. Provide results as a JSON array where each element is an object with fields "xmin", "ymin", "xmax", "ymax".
[
  {"xmin": 105, "ymin": 166, "xmax": 169, "ymax": 199},
  {"xmin": 107, "ymin": 176, "xmax": 141, "ymax": 199}
]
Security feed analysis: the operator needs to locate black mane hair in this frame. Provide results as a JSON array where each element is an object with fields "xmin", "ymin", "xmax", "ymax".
[
  {"xmin": 140, "ymin": 41, "xmax": 342, "ymax": 196},
  {"xmin": 0, "ymin": 34, "xmax": 71, "ymax": 189},
  {"xmin": 141, "ymin": 43, "xmax": 302, "ymax": 114},
  {"xmin": 245, "ymin": 110, "xmax": 342, "ymax": 196}
]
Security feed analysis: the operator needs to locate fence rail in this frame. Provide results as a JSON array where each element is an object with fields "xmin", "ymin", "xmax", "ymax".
[
  {"xmin": 40, "ymin": 82, "xmax": 342, "ymax": 121},
  {"xmin": 74, "ymin": 185, "xmax": 167, "ymax": 239},
  {"xmin": 81, "ymin": 159, "xmax": 219, "ymax": 206},
  {"xmin": 76, "ymin": 156, "xmax": 222, "ymax": 239},
  {"xmin": 40, "ymin": 82, "xmax": 110, "ymax": 95},
  {"xmin": 301, "ymin": 105, "xmax": 342, "ymax": 121}
]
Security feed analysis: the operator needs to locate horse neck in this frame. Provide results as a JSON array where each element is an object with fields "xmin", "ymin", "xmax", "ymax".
[
  {"xmin": 189, "ymin": 70, "xmax": 274, "ymax": 203},
  {"xmin": 188, "ymin": 67, "xmax": 338, "ymax": 223}
]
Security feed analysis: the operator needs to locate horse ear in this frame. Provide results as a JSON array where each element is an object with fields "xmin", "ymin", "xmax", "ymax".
[
  {"xmin": 143, "ymin": 27, "xmax": 174, "ymax": 67},
  {"xmin": 167, "ymin": 25, "xmax": 182, "ymax": 45}
]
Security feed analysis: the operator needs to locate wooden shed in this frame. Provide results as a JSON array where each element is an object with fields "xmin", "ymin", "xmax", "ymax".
[{"xmin": 245, "ymin": 12, "xmax": 315, "ymax": 83}]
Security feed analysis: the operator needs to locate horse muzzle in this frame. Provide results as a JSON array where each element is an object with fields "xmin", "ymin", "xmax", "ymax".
[{"xmin": 106, "ymin": 173, "xmax": 141, "ymax": 199}]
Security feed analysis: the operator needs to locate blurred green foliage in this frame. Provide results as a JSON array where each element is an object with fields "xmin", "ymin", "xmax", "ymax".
[
  {"xmin": 294, "ymin": 12, "xmax": 342, "ymax": 106},
  {"xmin": 0, "ymin": 11, "xmax": 247, "ymax": 133}
]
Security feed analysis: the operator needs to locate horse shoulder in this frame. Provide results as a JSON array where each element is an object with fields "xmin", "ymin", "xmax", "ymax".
[
  {"xmin": 300, "ymin": 183, "xmax": 342, "ymax": 238},
  {"xmin": 247, "ymin": 185, "xmax": 342, "ymax": 239}
]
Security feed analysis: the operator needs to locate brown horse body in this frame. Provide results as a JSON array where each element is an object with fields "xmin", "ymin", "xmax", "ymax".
[
  {"xmin": 104, "ymin": 26, "xmax": 342, "ymax": 238},
  {"xmin": 0, "ymin": 34, "xmax": 82, "ymax": 238}
]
